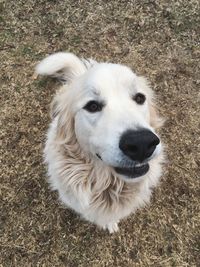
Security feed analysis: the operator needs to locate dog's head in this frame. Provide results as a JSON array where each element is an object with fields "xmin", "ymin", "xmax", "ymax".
[{"xmin": 37, "ymin": 52, "xmax": 164, "ymax": 181}]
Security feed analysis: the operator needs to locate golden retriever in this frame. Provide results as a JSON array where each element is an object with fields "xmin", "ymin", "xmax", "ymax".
[{"xmin": 36, "ymin": 52, "xmax": 164, "ymax": 233}]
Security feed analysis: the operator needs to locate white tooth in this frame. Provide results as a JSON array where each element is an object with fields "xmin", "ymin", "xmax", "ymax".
[{"xmin": 135, "ymin": 163, "xmax": 144, "ymax": 167}]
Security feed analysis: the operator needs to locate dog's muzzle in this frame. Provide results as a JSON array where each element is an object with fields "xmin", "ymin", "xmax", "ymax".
[{"xmin": 114, "ymin": 129, "xmax": 160, "ymax": 178}]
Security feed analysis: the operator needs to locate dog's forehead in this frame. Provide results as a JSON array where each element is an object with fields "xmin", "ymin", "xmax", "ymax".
[{"xmin": 84, "ymin": 63, "xmax": 137, "ymax": 96}]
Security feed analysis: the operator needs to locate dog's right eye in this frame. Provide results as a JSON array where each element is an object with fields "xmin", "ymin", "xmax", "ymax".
[{"xmin": 83, "ymin": 101, "xmax": 104, "ymax": 113}]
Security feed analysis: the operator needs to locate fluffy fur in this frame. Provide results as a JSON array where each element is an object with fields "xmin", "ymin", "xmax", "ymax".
[{"xmin": 36, "ymin": 52, "xmax": 165, "ymax": 233}]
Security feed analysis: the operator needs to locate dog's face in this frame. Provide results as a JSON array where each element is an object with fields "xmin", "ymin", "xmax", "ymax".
[
  {"xmin": 37, "ymin": 53, "xmax": 163, "ymax": 181},
  {"xmin": 71, "ymin": 64, "xmax": 162, "ymax": 180}
]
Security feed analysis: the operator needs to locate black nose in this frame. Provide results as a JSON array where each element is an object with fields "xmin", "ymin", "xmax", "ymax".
[{"xmin": 119, "ymin": 129, "xmax": 160, "ymax": 162}]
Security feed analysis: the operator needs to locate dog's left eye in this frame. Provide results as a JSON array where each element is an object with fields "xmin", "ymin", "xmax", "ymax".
[
  {"xmin": 83, "ymin": 101, "xmax": 104, "ymax": 113},
  {"xmin": 133, "ymin": 93, "xmax": 146, "ymax": 105}
]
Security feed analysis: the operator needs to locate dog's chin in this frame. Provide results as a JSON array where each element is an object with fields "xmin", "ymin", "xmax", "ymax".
[
  {"xmin": 95, "ymin": 153, "xmax": 150, "ymax": 180},
  {"xmin": 114, "ymin": 163, "xmax": 150, "ymax": 179}
]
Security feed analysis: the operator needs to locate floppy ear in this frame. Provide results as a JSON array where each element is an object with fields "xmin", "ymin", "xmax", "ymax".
[
  {"xmin": 50, "ymin": 91, "xmax": 75, "ymax": 141},
  {"xmin": 149, "ymin": 103, "xmax": 164, "ymax": 129},
  {"xmin": 35, "ymin": 52, "xmax": 86, "ymax": 82},
  {"xmin": 136, "ymin": 76, "xmax": 164, "ymax": 129},
  {"xmin": 50, "ymin": 96, "xmax": 60, "ymax": 119},
  {"xmin": 53, "ymin": 94, "xmax": 83, "ymax": 158}
]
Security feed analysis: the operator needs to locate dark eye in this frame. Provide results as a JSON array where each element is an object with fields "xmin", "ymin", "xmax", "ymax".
[
  {"xmin": 83, "ymin": 101, "xmax": 104, "ymax": 113},
  {"xmin": 133, "ymin": 93, "xmax": 146, "ymax": 105}
]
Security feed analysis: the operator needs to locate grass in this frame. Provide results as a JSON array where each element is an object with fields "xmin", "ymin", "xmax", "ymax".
[{"xmin": 1, "ymin": 0, "xmax": 199, "ymax": 266}]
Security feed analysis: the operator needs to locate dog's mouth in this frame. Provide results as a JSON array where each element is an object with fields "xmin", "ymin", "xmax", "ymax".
[
  {"xmin": 114, "ymin": 163, "xmax": 149, "ymax": 178},
  {"xmin": 96, "ymin": 153, "xmax": 150, "ymax": 179}
]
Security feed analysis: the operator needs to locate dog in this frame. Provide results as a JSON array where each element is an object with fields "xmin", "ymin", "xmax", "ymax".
[{"xmin": 36, "ymin": 52, "xmax": 165, "ymax": 233}]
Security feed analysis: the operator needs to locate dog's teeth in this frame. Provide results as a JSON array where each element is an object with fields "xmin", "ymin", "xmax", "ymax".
[{"xmin": 135, "ymin": 163, "xmax": 145, "ymax": 167}]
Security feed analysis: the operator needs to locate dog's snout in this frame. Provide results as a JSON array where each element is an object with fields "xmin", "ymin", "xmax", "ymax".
[{"xmin": 119, "ymin": 129, "xmax": 160, "ymax": 162}]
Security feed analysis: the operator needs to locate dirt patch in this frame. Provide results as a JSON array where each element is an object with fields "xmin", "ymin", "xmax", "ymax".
[{"xmin": 1, "ymin": 0, "xmax": 199, "ymax": 266}]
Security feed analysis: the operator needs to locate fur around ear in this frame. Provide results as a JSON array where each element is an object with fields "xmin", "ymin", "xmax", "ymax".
[
  {"xmin": 35, "ymin": 52, "xmax": 86, "ymax": 82},
  {"xmin": 149, "ymin": 103, "xmax": 164, "ymax": 129},
  {"xmin": 136, "ymin": 76, "xmax": 164, "ymax": 129}
]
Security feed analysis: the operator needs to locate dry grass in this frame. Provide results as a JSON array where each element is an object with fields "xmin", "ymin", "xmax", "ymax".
[{"xmin": 1, "ymin": 0, "xmax": 200, "ymax": 266}]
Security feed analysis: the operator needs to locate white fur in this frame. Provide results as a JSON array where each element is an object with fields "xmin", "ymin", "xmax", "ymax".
[
  {"xmin": 36, "ymin": 52, "xmax": 165, "ymax": 233},
  {"xmin": 36, "ymin": 52, "xmax": 86, "ymax": 81}
]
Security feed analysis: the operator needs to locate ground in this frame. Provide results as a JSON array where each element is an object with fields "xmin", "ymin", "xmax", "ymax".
[{"xmin": 1, "ymin": 0, "xmax": 200, "ymax": 266}]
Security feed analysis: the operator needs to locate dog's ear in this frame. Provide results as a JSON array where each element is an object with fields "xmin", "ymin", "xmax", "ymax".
[
  {"xmin": 50, "ymin": 97, "xmax": 60, "ymax": 119},
  {"xmin": 35, "ymin": 52, "xmax": 87, "ymax": 82},
  {"xmin": 149, "ymin": 103, "xmax": 164, "ymax": 129},
  {"xmin": 49, "ymin": 87, "xmax": 70, "ymax": 119},
  {"xmin": 136, "ymin": 76, "xmax": 164, "ymax": 129},
  {"xmin": 50, "ymin": 92, "xmax": 73, "ymax": 139}
]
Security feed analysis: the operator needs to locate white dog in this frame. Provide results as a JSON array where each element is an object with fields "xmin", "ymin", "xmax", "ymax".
[{"xmin": 36, "ymin": 52, "xmax": 165, "ymax": 233}]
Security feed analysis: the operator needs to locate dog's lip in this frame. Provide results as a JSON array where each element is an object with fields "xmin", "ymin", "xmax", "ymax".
[
  {"xmin": 96, "ymin": 153, "xmax": 102, "ymax": 160},
  {"xmin": 114, "ymin": 163, "xmax": 149, "ymax": 178}
]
